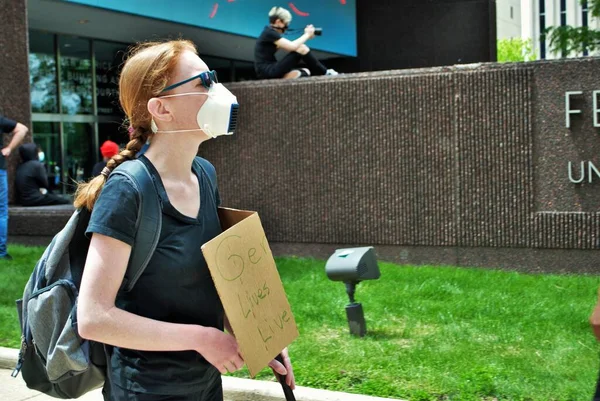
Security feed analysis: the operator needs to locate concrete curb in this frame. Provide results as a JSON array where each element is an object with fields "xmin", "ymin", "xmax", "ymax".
[
  {"xmin": 0, "ymin": 346, "xmax": 404, "ymax": 401},
  {"xmin": 0, "ymin": 346, "xmax": 18, "ymax": 371}
]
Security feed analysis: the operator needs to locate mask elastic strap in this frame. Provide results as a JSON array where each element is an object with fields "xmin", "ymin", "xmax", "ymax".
[
  {"xmin": 151, "ymin": 117, "xmax": 205, "ymax": 135},
  {"xmin": 155, "ymin": 127, "xmax": 217, "ymax": 139},
  {"xmin": 157, "ymin": 92, "xmax": 210, "ymax": 99},
  {"xmin": 155, "ymin": 128, "xmax": 204, "ymax": 134}
]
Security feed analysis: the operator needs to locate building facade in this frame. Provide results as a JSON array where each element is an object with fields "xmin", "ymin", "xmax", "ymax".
[
  {"xmin": 27, "ymin": 31, "xmax": 263, "ymax": 195},
  {"xmin": 497, "ymin": 0, "xmax": 522, "ymax": 39},
  {"xmin": 522, "ymin": 0, "xmax": 600, "ymax": 59},
  {"xmin": 203, "ymin": 57, "xmax": 600, "ymax": 273},
  {"xmin": 1, "ymin": 0, "xmax": 497, "ymax": 200},
  {"xmin": 25, "ymin": 0, "xmax": 357, "ymax": 194}
]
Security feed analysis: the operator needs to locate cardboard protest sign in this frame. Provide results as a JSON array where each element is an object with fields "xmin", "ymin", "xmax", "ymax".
[{"xmin": 201, "ymin": 207, "xmax": 299, "ymax": 377}]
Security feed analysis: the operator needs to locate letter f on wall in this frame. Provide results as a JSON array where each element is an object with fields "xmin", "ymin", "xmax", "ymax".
[{"xmin": 565, "ymin": 91, "xmax": 583, "ymax": 128}]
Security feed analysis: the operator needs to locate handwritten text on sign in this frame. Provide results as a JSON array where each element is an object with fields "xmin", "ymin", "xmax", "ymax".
[{"xmin": 201, "ymin": 209, "xmax": 298, "ymax": 378}]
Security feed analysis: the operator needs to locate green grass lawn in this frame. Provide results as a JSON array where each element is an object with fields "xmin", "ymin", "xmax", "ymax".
[
  {"xmin": 0, "ymin": 245, "xmax": 46, "ymax": 349},
  {"xmin": 1, "ymin": 245, "xmax": 600, "ymax": 400}
]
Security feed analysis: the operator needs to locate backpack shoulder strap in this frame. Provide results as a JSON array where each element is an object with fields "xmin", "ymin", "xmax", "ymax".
[{"xmin": 111, "ymin": 159, "xmax": 162, "ymax": 292}]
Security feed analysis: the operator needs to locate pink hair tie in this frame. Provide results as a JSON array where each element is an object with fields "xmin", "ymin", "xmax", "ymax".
[{"xmin": 128, "ymin": 126, "xmax": 134, "ymax": 134}]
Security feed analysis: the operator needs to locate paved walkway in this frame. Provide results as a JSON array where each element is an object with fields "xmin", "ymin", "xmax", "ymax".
[
  {"xmin": 1, "ymin": 369, "xmax": 277, "ymax": 401},
  {"xmin": 0, "ymin": 347, "xmax": 404, "ymax": 401},
  {"xmin": 2, "ymin": 368, "xmax": 102, "ymax": 401}
]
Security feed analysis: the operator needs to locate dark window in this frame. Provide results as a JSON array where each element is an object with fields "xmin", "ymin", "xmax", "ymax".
[
  {"xmin": 95, "ymin": 41, "xmax": 128, "ymax": 116},
  {"xmin": 233, "ymin": 60, "xmax": 257, "ymax": 82},
  {"xmin": 32, "ymin": 121, "xmax": 62, "ymax": 193},
  {"xmin": 98, "ymin": 122, "xmax": 129, "ymax": 157},
  {"xmin": 540, "ymin": 0, "xmax": 546, "ymax": 59},
  {"xmin": 29, "ymin": 31, "xmax": 58, "ymax": 113},
  {"xmin": 560, "ymin": 0, "xmax": 567, "ymax": 57},
  {"xmin": 59, "ymin": 36, "xmax": 93, "ymax": 115},
  {"xmin": 63, "ymin": 122, "xmax": 94, "ymax": 185},
  {"xmin": 202, "ymin": 56, "xmax": 233, "ymax": 83},
  {"xmin": 510, "ymin": 6, "xmax": 514, "ymax": 19},
  {"xmin": 583, "ymin": 0, "xmax": 589, "ymax": 56}
]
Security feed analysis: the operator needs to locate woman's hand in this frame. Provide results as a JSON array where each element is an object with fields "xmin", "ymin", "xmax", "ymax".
[
  {"xmin": 268, "ymin": 348, "xmax": 295, "ymax": 389},
  {"xmin": 197, "ymin": 327, "xmax": 244, "ymax": 374},
  {"xmin": 304, "ymin": 24, "xmax": 315, "ymax": 39}
]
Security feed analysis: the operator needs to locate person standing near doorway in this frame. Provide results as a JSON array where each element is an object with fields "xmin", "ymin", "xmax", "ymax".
[{"xmin": 0, "ymin": 115, "xmax": 28, "ymax": 260}]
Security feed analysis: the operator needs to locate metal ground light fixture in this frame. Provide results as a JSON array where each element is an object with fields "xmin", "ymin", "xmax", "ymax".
[{"xmin": 325, "ymin": 247, "xmax": 380, "ymax": 337}]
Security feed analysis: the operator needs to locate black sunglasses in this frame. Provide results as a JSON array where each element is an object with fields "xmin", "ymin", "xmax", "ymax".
[{"xmin": 160, "ymin": 70, "xmax": 218, "ymax": 93}]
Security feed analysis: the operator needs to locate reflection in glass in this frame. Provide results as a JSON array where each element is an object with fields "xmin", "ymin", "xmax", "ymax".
[
  {"xmin": 63, "ymin": 122, "xmax": 94, "ymax": 191},
  {"xmin": 95, "ymin": 41, "xmax": 128, "ymax": 115},
  {"xmin": 29, "ymin": 31, "xmax": 58, "ymax": 113},
  {"xmin": 28, "ymin": 33, "xmax": 257, "ymax": 193},
  {"xmin": 32, "ymin": 122, "xmax": 62, "ymax": 192},
  {"xmin": 59, "ymin": 36, "xmax": 93, "ymax": 115}
]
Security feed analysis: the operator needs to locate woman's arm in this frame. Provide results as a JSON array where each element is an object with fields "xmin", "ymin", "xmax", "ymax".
[
  {"xmin": 77, "ymin": 233, "xmax": 244, "ymax": 374},
  {"xmin": 275, "ymin": 25, "xmax": 315, "ymax": 52},
  {"xmin": 1, "ymin": 122, "xmax": 28, "ymax": 157}
]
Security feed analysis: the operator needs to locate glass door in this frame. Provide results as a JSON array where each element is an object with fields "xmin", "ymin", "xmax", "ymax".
[
  {"xmin": 29, "ymin": 31, "xmax": 129, "ymax": 194},
  {"xmin": 62, "ymin": 122, "xmax": 94, "ymax": 192},
  {"xmin": 31, "ymin": 122, "xmax": 61, "ymax": 193}
]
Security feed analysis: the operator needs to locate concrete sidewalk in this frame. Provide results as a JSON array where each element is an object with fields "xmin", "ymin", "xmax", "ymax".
[{"xmin": 0, "ymin": 347, "xmax": 405, "ymax": 401}]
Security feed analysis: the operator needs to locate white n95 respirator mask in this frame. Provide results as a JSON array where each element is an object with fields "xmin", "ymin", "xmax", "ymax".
[{"xmin": 152, "ymin": 83, "xmax": 239, "ymax": 138}]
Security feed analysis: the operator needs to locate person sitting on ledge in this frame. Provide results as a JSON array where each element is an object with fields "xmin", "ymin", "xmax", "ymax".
[
  {"xmin": 15, "ymin": 143, "xmax": 69, "ymax": 206},
  {"xmin": 254, "ymin": 6, "xmax": 338, "ymax": 80}
]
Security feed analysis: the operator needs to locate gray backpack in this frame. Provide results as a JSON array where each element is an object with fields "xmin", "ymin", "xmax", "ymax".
[{"xmin": 11, "ymin": 159, "xmax": 162, "ymax": 398}]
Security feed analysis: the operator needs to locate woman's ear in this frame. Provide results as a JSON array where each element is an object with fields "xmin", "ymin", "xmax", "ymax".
[{"xmin": 147, "ymin": 98, "xmax": 173, "ymax": 126}]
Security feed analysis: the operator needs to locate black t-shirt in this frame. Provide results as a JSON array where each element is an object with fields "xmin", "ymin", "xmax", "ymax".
[
  {"xmin": 254, "ymin": 25, "xmax": 283, "ymax": 66},
  {"xmin": 0, "ymin": 116, "xmax": 17, "ymax": 170},
  {"xmin": 91, "ymin": 161, "xmax": 106, "ymax": 177},
  {"xmin": 86, "ymin": 156, "xmax": 224, "ymax": 394}
]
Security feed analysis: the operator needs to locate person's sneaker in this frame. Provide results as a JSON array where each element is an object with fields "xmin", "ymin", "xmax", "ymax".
[
  {"xmin": 0, "ymin": 254, "xmax": 13, "ymax": 261},
  {"xmin": 326, "ymin": 69, "xmax": 339, "ymax": 76}
]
